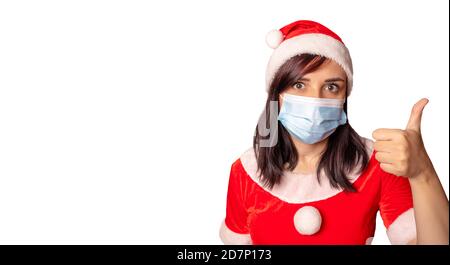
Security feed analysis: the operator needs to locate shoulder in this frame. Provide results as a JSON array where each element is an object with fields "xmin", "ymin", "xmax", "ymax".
[
  {"xmin": 229, "ymin": 147, "xmax": 259, "ymax": 185},
  {"xmin": 238, "ymin": 147, "xmax": 259, "ymax": 176}
]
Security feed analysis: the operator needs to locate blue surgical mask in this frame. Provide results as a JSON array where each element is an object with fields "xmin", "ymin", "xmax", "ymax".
[{"xmin": 278, "ymin": 93, "xmax": 347, "ymax": 144}]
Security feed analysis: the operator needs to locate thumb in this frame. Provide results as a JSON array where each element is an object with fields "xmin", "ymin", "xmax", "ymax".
[{"xmin": 406, "ymin": 98, "xmax": 429, "ymax": 132}]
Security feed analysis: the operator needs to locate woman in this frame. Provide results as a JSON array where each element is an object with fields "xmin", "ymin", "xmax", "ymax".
[{"xmin": 219, "ymin": 20, "xmax": 449, "ymax": 245}]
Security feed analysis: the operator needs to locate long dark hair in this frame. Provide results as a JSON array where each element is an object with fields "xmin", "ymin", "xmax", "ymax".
[{"xmin": 253, "ymin": 53, "xmax": 369, "ymax": 192}]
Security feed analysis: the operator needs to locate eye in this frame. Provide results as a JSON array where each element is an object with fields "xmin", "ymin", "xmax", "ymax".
[
  {"xmin": 293, "ymin": 82, "xmax": 305, "ymax": 90},
  {"xmin": 325, "ymin": 83, "xmax": 340, "ymax": 93}
]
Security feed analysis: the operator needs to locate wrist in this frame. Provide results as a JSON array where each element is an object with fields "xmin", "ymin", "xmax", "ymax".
[{"xmin": 409, "ymin": 163, "xmax": 437, "ymax": 185}]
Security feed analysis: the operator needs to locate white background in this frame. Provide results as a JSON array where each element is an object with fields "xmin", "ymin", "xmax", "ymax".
[{"xmin": 0, "ymin": 0, "xmax": 448, "ymax": 245}]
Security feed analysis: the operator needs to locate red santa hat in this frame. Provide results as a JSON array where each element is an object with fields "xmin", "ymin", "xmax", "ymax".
[{"xmin": 265, "ymin": 20, "xmax": 354, "ymax": 96}]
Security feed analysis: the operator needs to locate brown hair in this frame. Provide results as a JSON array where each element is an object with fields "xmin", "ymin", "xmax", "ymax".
[{"xmin": 253, "ymin": 53, "xmax": 369, "ymax": 192}]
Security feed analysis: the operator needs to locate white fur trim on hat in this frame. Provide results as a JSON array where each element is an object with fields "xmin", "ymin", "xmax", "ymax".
[{"xmin": 265, "ymin": 33, "xmax": 353, "ymax": 96}]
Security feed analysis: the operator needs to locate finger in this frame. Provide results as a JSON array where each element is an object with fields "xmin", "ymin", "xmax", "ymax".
[
  {"xmin": 372, "ymin": 128, "xmax": 404, "ymax": 141},
  {"xmin": 373, "ymin": 140, "xmax": 394, "ymax": 153},
  {"xmin": 375, "ymin": 151, "xmax": 395, "ymax": 164},
  {"xmin": 406, "ymin": 98, "xmax": 429, "ymax": 133},
  {"xmin": 379, "ymin": 163, "xmax": 399, "ymax": 176}
]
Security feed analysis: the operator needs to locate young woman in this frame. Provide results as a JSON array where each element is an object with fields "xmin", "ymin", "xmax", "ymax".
[{"xmin": 219, "ymin": 20, "xmax": 449, "ymax": 245}]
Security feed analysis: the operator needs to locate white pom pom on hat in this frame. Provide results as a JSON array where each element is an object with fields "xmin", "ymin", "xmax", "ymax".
[
  {"xmin": 265, "ymin": 29, "xmax": 284, "ymax": 49},
  {"xmin": 265, "ymin": 20, "xmax": 354, "ymax": 96}
]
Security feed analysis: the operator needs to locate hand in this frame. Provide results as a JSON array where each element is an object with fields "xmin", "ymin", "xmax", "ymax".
[{"xmin": 372, "ymin": 98, "xmax": 434, "ymax": 179}]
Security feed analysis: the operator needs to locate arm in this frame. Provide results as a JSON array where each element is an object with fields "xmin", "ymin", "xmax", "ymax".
[
  {"xmin": 373, "ymin": 98, "xmax": 449, "ymax": 245},
  {"xmin": 219, "ymin": 220, "xmax": 252, "ymax": 245},
  {"xmin": 220, "ymin": 158, "xmax": 253, "ymax": 245},
  {"xmin": 409, "ymin": 164, "xmax": 449, "ymax": 244}
]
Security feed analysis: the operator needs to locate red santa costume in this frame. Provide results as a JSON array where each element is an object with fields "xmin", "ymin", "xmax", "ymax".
[{"xmin": 219, "ymin": 20, "xmax": 417, "ymax": 245}]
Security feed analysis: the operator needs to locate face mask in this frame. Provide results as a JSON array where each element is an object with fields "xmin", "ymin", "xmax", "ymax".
[{"xmin": 278, "ymin": 93, "xmax": 347, "ymax": 144}]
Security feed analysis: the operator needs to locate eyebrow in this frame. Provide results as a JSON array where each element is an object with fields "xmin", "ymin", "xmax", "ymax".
[{"xmin": 298, "ymin": 77, "xmax": 345, "ymax": 82}]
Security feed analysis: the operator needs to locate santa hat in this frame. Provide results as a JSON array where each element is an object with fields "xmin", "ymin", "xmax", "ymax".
[{"xmin": 265, "ymin": 20, "xmax": 354, "ymax": 96}]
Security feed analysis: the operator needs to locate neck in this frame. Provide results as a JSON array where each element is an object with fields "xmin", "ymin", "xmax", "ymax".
[{"xmin": 290, "ymin": 136, "xmax": 328, "ymax": 174}]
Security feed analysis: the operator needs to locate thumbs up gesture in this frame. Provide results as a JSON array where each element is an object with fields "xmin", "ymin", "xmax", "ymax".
[{"xmin": 372, "ymin": 98, "xmax": 434, "ymax": 179}]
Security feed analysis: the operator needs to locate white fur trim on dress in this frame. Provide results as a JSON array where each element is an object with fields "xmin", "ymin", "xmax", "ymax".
[
  {"xmin": 386, "ymin": 208, "xmax": 417, "ymax": 245},
  {"xmin": 365, "ymin": 237, "xmax": 374, "ymax": 245},
  {"xmin": 265, "ymin": 33, "xmax": 353, "ymax": 95},
  {"xmin": 219, "ymin": 220, "xmax": 252, "ymax": 245},
  {"xmin": 240, "ymin": 136, "xmax": 373, "ymax": 204}
]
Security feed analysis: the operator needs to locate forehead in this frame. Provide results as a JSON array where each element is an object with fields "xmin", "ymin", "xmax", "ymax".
[{"xmin": 303, "ymin": 58, "xmax": 346, "ymax": 78}]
